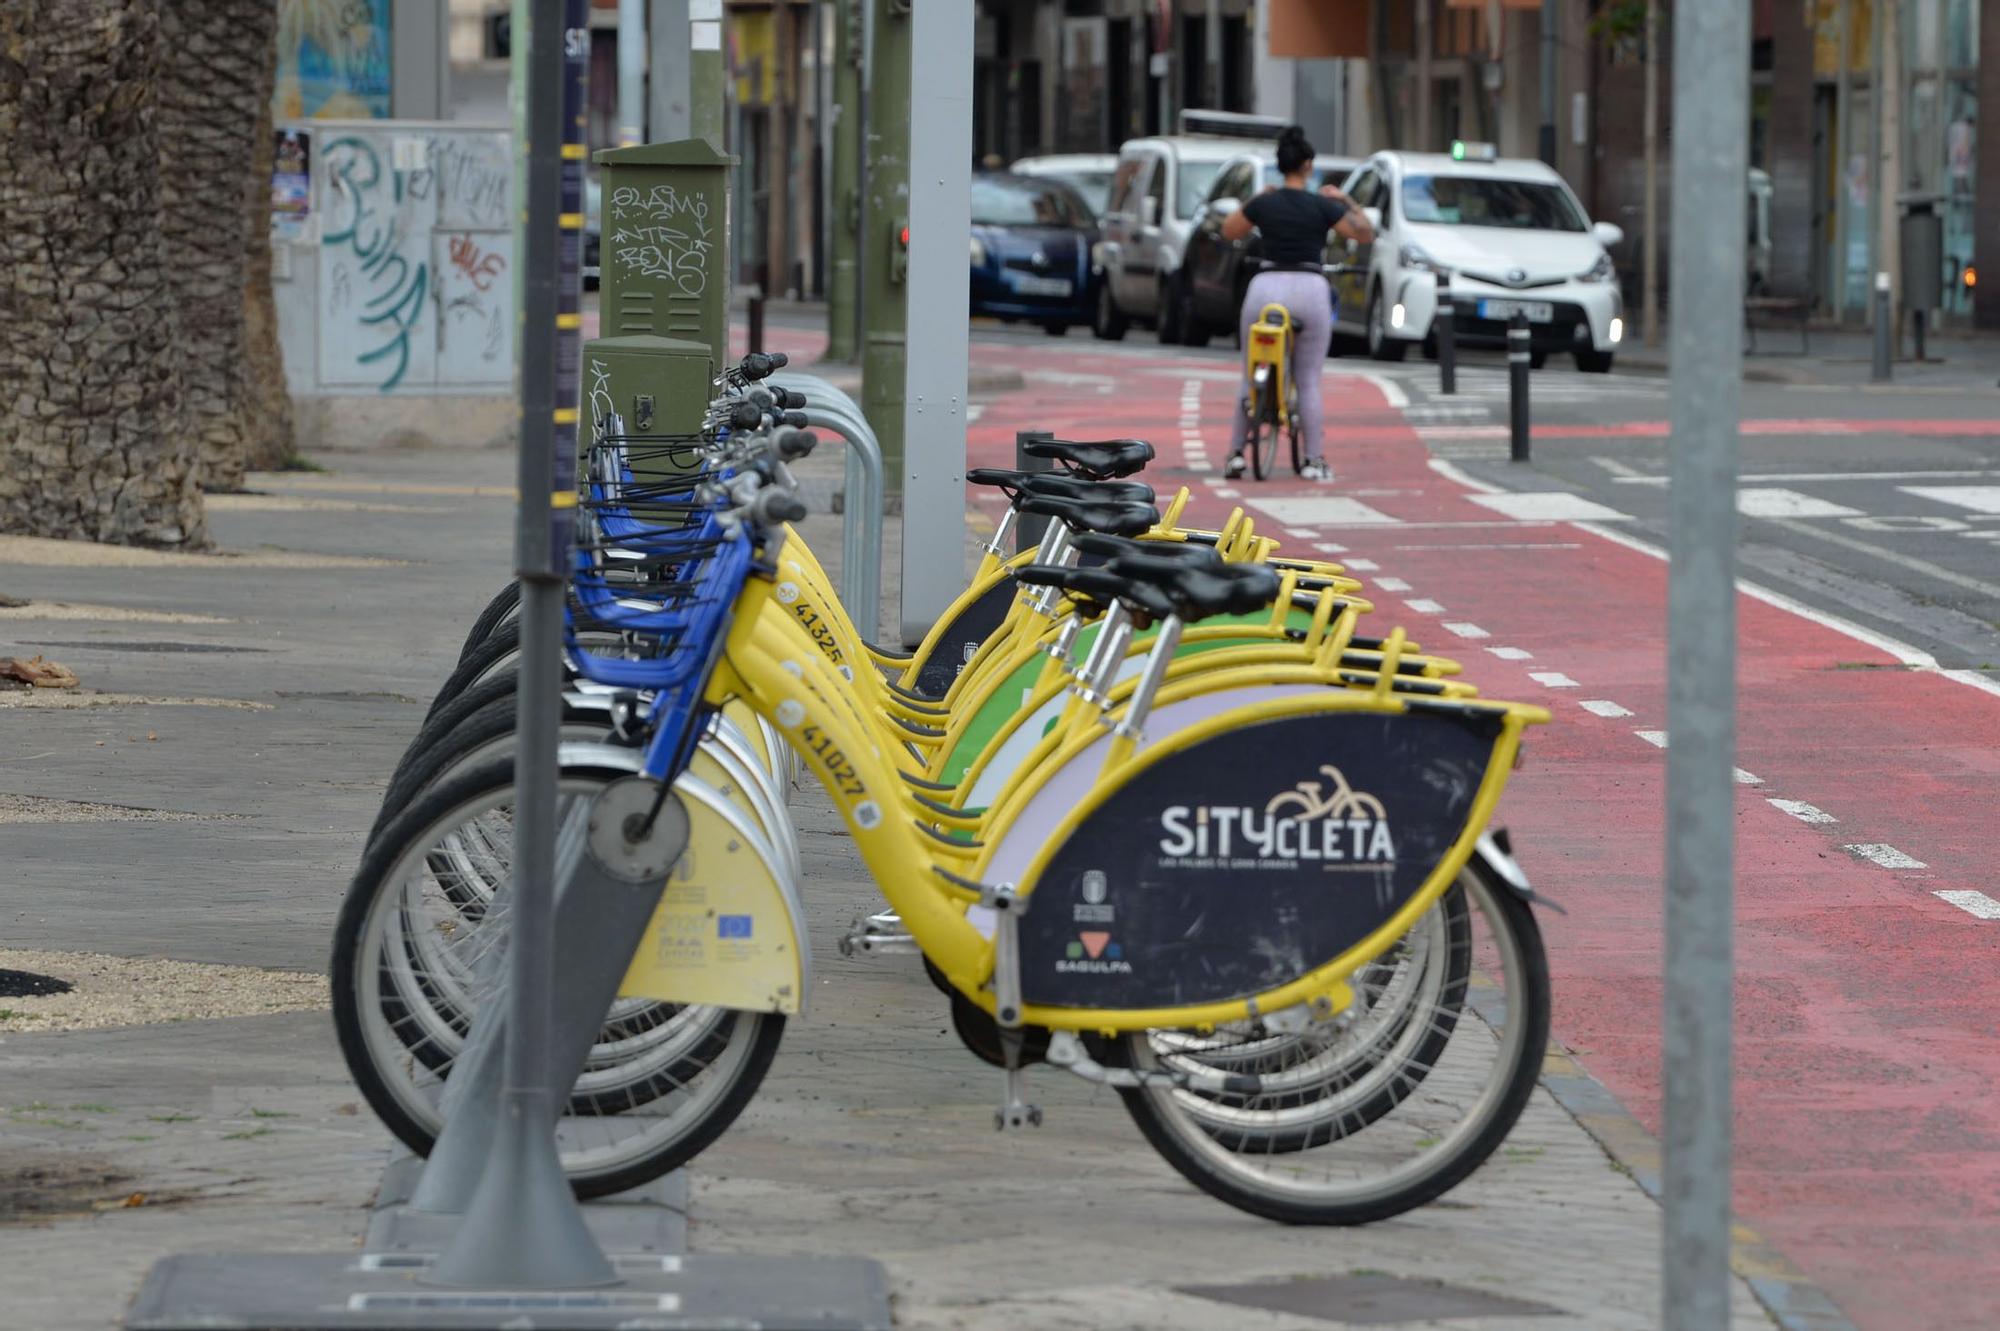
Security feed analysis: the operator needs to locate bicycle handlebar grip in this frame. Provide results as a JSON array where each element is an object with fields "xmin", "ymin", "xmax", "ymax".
[
  {"xmin": 774, "ymin": 428, "xmax": 818, "ymax": 460},
  {"xmin": 739, "ymin": 352, "xmax": 776, "ymax": 381},
  {"xmin": 766, "ymin": 351, "xmax": 789, "ymax": 369},
  {"xmin": 750, "ymin": 488, "xmax": 809, "ymax": 525},
  {"xmin": 746, "ymin": 386, "xmax": 775, "ymax": 410},
  {"xmin": 778, "ymin": 387, "xmax": 809, "ymax": 410},
  {"xmin": 726, "ymin": 401, "xmax": 762, "ymax": 431},
  {"xmin": 778, "ymin": 409, "xmax": 810, "ymax": 430}
]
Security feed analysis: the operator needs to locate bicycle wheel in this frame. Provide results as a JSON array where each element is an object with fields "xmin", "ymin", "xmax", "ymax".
[
  {"xmin": 1248, "ymin": 372, "xmax": 1278, "ymax": 481},
  {"xmin": 1109, "ymin": 860, "xmax": 1548, "ymax": 1225},
  {"xmin": 1287, "ymin": 387, "xmax": 1305, "ymax": 475},
  {"xmin": 458, "ymin": 581, "xmax": 521, "ymax": 664},
  {"xmin": 331, "ymin": 758, "xmax": 786, "ymax": 1197}
]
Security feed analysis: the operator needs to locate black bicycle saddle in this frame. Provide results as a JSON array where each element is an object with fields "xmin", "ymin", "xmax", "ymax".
[
  {"xmin": 1020, "ymin": 437, "xmax": 1156, "ymax": 480},
  {"xmin": 963, "ymin": 469, "xmax": 1152, "ymax": 507},
  {"xmin": 1012, "ymin": 563, "xmax": 1177, "ymax": 621},
  {"xmin": 1074, "ymin": 532, "xmax": 1221, "ymax": 568},
  {"xmin": 1102, "ymin": 552, "xmax": 1281, "ymax": 621},
  {"xmin": 1015, "ymin": 493, "xmax": 1159, "ymax": 538}
]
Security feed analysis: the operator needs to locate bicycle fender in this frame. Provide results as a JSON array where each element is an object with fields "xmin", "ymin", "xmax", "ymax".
[{"xmin": 1473, "ymin": 828, "xmax": 1564, "ymax": 915}]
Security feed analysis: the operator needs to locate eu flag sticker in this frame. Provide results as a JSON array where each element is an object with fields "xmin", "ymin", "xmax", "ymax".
[{"xmin": 717, "ymin": 914, "xmax": 754, "ymax": 939}]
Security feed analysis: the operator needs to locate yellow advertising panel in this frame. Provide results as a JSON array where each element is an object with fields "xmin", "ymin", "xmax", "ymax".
[{"xmin": 618, "ymin": 778, "xmax": 804, "ymax": 1013}]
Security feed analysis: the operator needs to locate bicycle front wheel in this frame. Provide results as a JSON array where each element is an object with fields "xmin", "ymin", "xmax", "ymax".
[
  {"xmin": 1288, "ymin": 388, "xmax": 1305, "ymax": 475},
  {"xmin": 1249, "ymin": 373, "xmax": 1278, "ymax": 481},
  {"xmin": 1110, "ymin": 860, "xmax": 1548, "ymax": 1225}
]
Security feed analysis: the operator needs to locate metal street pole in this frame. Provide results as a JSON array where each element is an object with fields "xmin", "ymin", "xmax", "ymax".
[
  {"xmin": 1538, "ymin": 0, "xmax": 1557, "ymax": 166},
  {"xmin": 1662, "ymin": 2, "xmax": 1749, "ymax": 1327},
  {"xmin": 860, "ymin": 0, "xmax": 911, "ymax": 490},
  {"xmin": 1205, "ymin": 0, "xmax": 1222, "ymax": 108},
  {"xmin": 428, "ymin": 0, "xmax": 613, "ymax": 1287},
  {"xmin": 649, "ymin": 0, "xmax": 691, "ymax": 142},
  {"xmin": 690, "ymin": 0, "xmax": 725, "ymax": 150},
  {"xmin": 826, "ymin": 0, "xmax": 862, "ymax": 361},
  {"xmin": 617, "ymin": 0, "xmax": 645, "ymax": 145},
  {"xmin": 1642, "ymin": 0, "xmax": 1660, "ymax": 347},
  {"xmin": 1415, "ymin": 0, "xmax": 1433, "ymax": 150},
  {"xmin": 899, "ymin": 0, "xmax": 972, "ymax": 644}
]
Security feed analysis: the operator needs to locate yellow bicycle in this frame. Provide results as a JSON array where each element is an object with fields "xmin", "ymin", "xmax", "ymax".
[{"xmin": 1243, "ymin": 300, "xmax": 1305, "ymax": 480}]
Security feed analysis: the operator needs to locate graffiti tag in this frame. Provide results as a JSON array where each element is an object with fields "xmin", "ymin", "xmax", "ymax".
[{"xmin": 609, "ymin": 184, "xmax": 712, "ymax": 297}]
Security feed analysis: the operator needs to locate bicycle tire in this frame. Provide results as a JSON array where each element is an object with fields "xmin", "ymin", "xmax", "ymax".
[
  {"xmin": 458, "ymin": 582, "xmax": 521, "ymax": 664},
  {"xmin": 331, "ymin": 757, "xmax": 786, "ymax": 1197},
  {"xmin": 1249, "ymin": 377, "xmax": 1277, "ymax": 481},
  {"xmin": 1109, "ymin": 860, "xmax": 1549, "ymax": 1225},
  {"xmin": 1288, "ymin": 388, "xmax": 1305, "ymax": 476}
]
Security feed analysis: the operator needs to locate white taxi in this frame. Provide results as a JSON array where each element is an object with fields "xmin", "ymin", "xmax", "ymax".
[{"xmin": 1330, "ymin": 143, "xmax": 1626, "ymax": 373}]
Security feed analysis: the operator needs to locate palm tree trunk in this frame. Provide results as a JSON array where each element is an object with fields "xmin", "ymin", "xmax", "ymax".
[
  {"xmin": 240, "ymin": 66, "xmax": 297, "ymax": 470},
  {"xmin": 157, "ymin": 0, "xmax": 283, "ymax": 491},
  {"xmin": 0, "ymin": 0, "xmax": 206, "ymax": 547}
]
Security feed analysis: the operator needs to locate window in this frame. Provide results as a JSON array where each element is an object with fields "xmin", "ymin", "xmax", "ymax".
[
  {"xmin": 1175, "ymin": 159, "xmax": 1225, "ymax": 217},
  {"xmin": 1209, "ymin": 160, "xmax": 1256, "ymax": 203},
  {"xmin": 1145, "ymin": 157, "xmax": 1168, "ymax": 219},
  {"xmin": 1346, "ymin": 170, "xmax": 1381, "ymax": 208},
  {"xmin": 970, "ymin": 176, "xmax": 1093, "ymax": 229},
  {"xmin": 1107, "ymin": 157, "xmax": 1144, "ymax": 215},
  {"xmin": 1400, "ymin": 175, "xmax": 1586, "ymax": 232}
]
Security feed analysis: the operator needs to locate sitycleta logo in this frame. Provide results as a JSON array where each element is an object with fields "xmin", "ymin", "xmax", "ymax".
[{"xmin": 1157, "ymin": 764, "xmax": 1395, "ymax": 869}]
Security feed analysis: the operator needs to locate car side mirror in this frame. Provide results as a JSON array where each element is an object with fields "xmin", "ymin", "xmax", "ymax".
[
  {"xmin": 1592, "ymin": 220, "xmax": 1626, "ymax": 248},
  {"xmin": 1209, "ymin": 196, "xmax": 1241, "ymax": 219},
  {"xmin": 1141, "ymin": 197, "xmax": 1161, "ymax": 228},
  {"xmin": 1362, "ymin": 206, "xmax": 1383, "ymax": 233}
]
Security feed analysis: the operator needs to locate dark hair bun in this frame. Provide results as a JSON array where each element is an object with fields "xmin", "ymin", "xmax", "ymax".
[
  {"xmin": 1275, "ymin": 125, "xmax": 1315, "ymax": 174},
  {"xmin": 1279, "ymin": 125, "xmax": 1308, "ymax": 145}
]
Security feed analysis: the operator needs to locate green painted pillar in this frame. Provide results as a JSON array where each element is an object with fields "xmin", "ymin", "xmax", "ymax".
[
  {"xmin": 690, "ymin": 0, "xmax": 725, "ymax": 150},
  {"xmin": 825, "ymin": 0, "xmax": 863, "ymax": 362},
  {"xmin": 861, "ymin": 0, "xmax": 912, "ymax": 491}
]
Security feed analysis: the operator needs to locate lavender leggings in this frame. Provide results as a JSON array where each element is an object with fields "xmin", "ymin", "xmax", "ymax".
[{"xmin": 1228, "ymin": 269, "xmax": 1335, "ymax": 462}]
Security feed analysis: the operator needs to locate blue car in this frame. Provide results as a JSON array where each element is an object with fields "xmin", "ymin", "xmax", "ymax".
[{"xmin": 969, "ymin": 173, "xmax": 1098, "ymax": 336}]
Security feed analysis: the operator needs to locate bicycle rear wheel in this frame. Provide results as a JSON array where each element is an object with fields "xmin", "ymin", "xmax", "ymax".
[
  {"xmin": 1110, "ymin": 860, "xmax": 1548, "ymax": 1225},
  {"xmin": 1249, "ymin": 371, "xmax": 1278, "ymax": 481},
  {"xmin": 1287, "ymin": 387, "xmax": 1305, "ymax": 475}
]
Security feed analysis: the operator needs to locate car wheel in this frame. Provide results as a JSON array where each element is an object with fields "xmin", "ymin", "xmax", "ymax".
[
  {"xmin": 1156, "ymin": 278, "xmax": 1185, "ymax": 345},
  {"xmin": 1574, "ymin": 348, "xmax": 1615, "ymax": 374},
  {"xmin": 1365, "ymin": 284, "xmax": 1407, "ymax": 363},
  {"xmin": 1042, "ymin": 321, "xmax": 1070, "ymax": 337},
  {"xmin": 1180, "ymin": 279, "xmax": 1211, "ymax": 349},
  {"xmin": 1093, "ymin": 283, "xmax": 1128, "ymax": 341}
]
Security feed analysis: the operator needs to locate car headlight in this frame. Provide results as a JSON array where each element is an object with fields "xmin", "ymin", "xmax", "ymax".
[
  {"xmin": 1579, "ymin": 252, "xmax": 1614, "ymax": 283},
  {"xmin": 1398, "ymin": 242, "xmax": 1450, "ymax": 277},
  {"xmin": 971, "ymin": 236, "xmax": 987, "ymax": 267}
]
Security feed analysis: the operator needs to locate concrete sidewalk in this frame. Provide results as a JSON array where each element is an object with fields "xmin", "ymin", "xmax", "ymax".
[{"xmin": 3, "ymin": 435, "xmax": 1790, "ymax": 1328}]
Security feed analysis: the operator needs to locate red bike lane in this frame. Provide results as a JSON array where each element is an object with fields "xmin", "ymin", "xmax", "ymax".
[{"xmin": 959, "ymin": 345, "xmax": 2000, "ymax": 1330}]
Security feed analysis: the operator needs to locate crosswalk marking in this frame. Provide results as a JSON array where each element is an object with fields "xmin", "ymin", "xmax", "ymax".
[
  {"xmin": 1467, "ymin": 492, "xmax": 1634, "ymax": 522},
  {"xmin": 1736, "ymin": 488, "xmax": 1862, "ymax": 518},
  {"xmin": 1899, "ymin": 485, "xmax": 2000, "ymax": 514}
]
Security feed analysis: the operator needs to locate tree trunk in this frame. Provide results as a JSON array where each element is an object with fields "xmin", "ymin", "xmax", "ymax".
[
  {"xmin": 241, "ymin": 80, "xmax": 297, "ymax": 470},
  {"xmin": 0, "ymin": 0, "xmax": 206, "ymax": 547},
  {"xmin": 157, "ymin": 0, "xmax": 282, "ymax": 492}
]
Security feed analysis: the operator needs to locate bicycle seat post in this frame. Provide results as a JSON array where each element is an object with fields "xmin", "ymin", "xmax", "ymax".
[{"xmin": 1112, "ymin": 613, "xmax": 1182, "ymax": 743}]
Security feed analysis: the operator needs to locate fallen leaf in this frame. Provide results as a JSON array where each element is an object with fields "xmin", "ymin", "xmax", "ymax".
[
  {"xmin": 145, "ymin": 732, "xmax": 158, "ymax": 742},
  {"xmin": 0, "ymin": 655, "xmax": 78, "ymax": 690}
]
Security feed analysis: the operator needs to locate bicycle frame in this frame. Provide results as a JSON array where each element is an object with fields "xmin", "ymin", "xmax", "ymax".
[{"xmin": 1246, "ymin": 301, "xmax": 1294, "ymax": 429}]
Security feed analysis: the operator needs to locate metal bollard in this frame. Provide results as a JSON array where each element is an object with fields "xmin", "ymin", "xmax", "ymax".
[
  {"xmin": 1871, "ymin": 271, "xmax": 1892, "ymax": 383},
  {"xmin": 1015, "ymin": 429, "xmax": 1055, "ymax": 554},
  {"xmin": 1508, "ymin": 313, "xmax": 1532, "ymax": 463},
  {"xmin": 747, "ymin": 269, "xmax": 767, "ymax": 356},
  {"xmin": 1436, "ymin": 274, "xmax": 1457, "ymax": 396}
]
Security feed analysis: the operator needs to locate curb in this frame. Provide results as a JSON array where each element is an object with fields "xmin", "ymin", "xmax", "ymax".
[
  {"xmin": 1539, "ymin": 1050, "xmax": 1860, "ymax": 1331},
  {"xmin": 805, "ymin": 363, "xmax": 1026, "ymax": 398}
]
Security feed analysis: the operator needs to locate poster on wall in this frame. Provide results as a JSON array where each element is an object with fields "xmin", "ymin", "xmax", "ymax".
[
  {"xmin": 271, "ymin": 129, "xmax": 313, "ymax": 243},
  {"xmin": 274, "ymin": 0, "xmax": 393, "ymax": 120}
]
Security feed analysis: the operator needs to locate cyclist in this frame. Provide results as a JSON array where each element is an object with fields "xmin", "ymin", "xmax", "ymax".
[{"xmin": 1220, "ymin": 125, "xmax": 1373, "ymax": 481}]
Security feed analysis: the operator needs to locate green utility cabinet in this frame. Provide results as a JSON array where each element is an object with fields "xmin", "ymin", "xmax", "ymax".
[{"xmin": 586, "ymin": 137, "xmax": 735, "ymax": 480}]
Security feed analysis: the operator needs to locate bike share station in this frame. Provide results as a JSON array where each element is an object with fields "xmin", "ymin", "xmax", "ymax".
[{"xmin": 128, "ymin": 3, "xmax": 1763, "ymax": 1328}]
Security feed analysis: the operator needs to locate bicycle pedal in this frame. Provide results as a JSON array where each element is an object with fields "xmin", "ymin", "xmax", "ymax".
[
  {"xmin": 995, "ymin": 1102, "xmax": 1043, "ymax": 1131},
  {"xmin": 838, "ymin": 917, "xmax": 918, "ymax": 958}
]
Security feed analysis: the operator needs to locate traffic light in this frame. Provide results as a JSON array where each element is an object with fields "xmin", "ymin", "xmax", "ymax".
[{"xmin": 889, "ymin": 220, "xmax": 909, "ymax": 283}]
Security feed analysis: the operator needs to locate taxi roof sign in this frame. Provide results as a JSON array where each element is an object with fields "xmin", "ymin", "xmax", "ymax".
[{"xmin": 1450, "ymin": 140, "xmax": 1499, "ymax": 162}]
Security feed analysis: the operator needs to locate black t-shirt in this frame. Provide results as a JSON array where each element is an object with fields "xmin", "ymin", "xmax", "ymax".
[{"xmin": 1242, "ymin": 187, "xmax": 1348, "ymax": 268}]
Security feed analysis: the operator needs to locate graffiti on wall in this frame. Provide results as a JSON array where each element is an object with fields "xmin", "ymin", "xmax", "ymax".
[
  {"xmin": 312, "ymin": 127, "xmax": 513, "ymax": 393},
  {"xmin": 608, "ymin": 184, "xmax": 714, "ymax": 297},
  {"xmin": 275, "ymin": 0, "xmax": 392, "ymax": 120}
]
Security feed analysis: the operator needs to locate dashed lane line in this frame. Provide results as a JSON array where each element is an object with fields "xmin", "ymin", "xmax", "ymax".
[
  {"xmin": 1843, "ymin": 843, "xmax": 1928, "ymax": 870},
  {"xmin": 1486, "ymin": 646, "xmax": 1533, "ymax": 660},
  {"xmin": 1528, "ymin": 671, "xmax": 1579, "ymax": 688},
  {"xmin": 1768, "ymin": 799, "xmax": 1837, "ymax": 825},
  {"xmin": 1934, "ymin": 890, "xmax": 2000, "ymax": 919},
  {"xmin": 1442, "ymin": 621, "xmax": 1490, "ymax": 639},
  {"xmin": 1580, "ymin": 700, "xmax": 1632, "ymax": 717},
  {"xmin": 1372, "ymin": 575, "xmax": 1412, "ymax": 592},
  {"xmin": 1405, "ymin": 598, "xmax": 1446, "ymax": 613}
]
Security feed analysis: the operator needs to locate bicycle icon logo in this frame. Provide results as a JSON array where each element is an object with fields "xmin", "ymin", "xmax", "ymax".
[{"xmin": 1264, "ymin": 765, "xmax": 1388, "ymax": 823}]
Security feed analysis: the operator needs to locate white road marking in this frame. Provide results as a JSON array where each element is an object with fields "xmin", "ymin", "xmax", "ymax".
[
  {"xmin": 1736, "ymin": 488, "xmax": 1862, "ymax": 518},
  {"xmin": 1186, "ymin": 460, "xmax": 1212, "ymax": 472},
  {"xmin": 1406, "ymin": 598, "xmax": 1446, "ymax": 613},
  {"xmin": 1899, "ymin": 485, "xmax": 2000, "ymax": 515},
  {"xmin": 1934, "ymin": 889, "xmax": 2000, "ymax": 919},
  {"xmin": 1342, "ymin": 557, "xmax": 1380, "ymax": 571},
  {"xmin": 1486, "ymin": 646, "xmax": 1533, "ymax": 660},
  {"xmin": 1636, "ymin": 730, "xmax": 1668, "ymax": 748},
  {"xmin": 1529, "ymin": 671, "xmax": 1579, "ymax": 688},
  {"xmin": 1426, "ymin": 457, "xmax": 1510, "ymax": 495},
  {"xmin": 1312, "ymin": 541, "xmax": 1349, "ymax": 554},
  {"xmin": 1580, "ymin": 700, "xmax": 1632, "ymax": 717},
  {"xmin": 1762, "ymin": 515, "xmax": 2000, "ymax": 600},
  {"xmin": 1391, "ymin": 541, "xmax": 1583, "ymax": 550},
  {"xmin": 1734, "ymin": 769, "xmax": 1764, "ymax": 785},
  {"xmin": 1348, "ymin": 370, "xmax": 1409, "ymax": 409},
  {"xmin": 1591, "ymin": 456, "xmax": 1644, "ymax": 478},
  {"xmin": 1614, "ymin": 468, "xmax": 2000, "ymax": 485},
  {"xmin": 1284, "ymin": 528, "xmax": 1320, "ymax": 539},
  {"xmin": 1844, "ymin": 843, "xmax": 1928, "ymax": 870},
  {"xmin": 1250, "ymin": 496, "xmax": 1401, "ymax": 525},
  {"xmin": 1215, "ymin": 488, "xmax": 1241, "ymax": 499},
  {"xmin": 1768, "ymin": 798, "xmax": 1837, "ymax": 825},
  {"xmin": 1372, "ymin": 575, "xmax": 1411, "ymax": 591},
  {"xmin": 1442, "ymin": 621, "xmax": 1491, "ymax": 639},
  {"xmin": 1468, "ymin": 491, "xmax": 1636, "ymax": 522}
]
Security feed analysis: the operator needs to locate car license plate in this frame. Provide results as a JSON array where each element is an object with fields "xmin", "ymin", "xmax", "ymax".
[
  {"xmin": 1477, "ymin": 299, "xmax": 1554, "ymax": 323},
  {"xmin": 1013, "ymin": 275, "xmax": 1073, "ymax": 298}
]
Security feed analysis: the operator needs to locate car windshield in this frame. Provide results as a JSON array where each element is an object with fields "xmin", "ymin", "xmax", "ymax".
[
  {"xmin": 1401, "ymin": 175, "xmax": 1586, "ymax": 231},
  {"xmin": 1050, "ymin": 171, "xmax": 1112, "ymax": 217},
  {"xmin": 971, "ymin": 176, "xmax": 1092, "ymax": 228},
  {"xmin": 1177, "ymin": 160, "xmax": 1225, "ymax": 216}
]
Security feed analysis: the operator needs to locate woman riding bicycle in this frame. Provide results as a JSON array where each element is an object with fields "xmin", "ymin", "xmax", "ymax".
[{"xmin": 1221, "ymin": 125, "xmax": 1374, "ymax": 482}]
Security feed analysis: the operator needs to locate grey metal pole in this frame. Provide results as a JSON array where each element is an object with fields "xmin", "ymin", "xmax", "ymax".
[
  {"xmin": 648, "ymin": 0, "xmax": 691, "ymax": 142},
  {"xmin": 1663, "ymin": 1, "xmax": 1749, "ymax": 1326},
  {"xmin": 1436, "ymin": 274, "xmax": 1456, "ymax": 396},
  {"xmin": 826, "ymin": 0, "xmax": 862, "ymax": 361},
  {"xmin": 1641, "ymin": 0, "xmax": 1661, "ymax": 346},
  {"xmin": 1872, "ymin": 270, "xmax": 1894, "ymax": 380},
  {"xmin": 617, "ymin": 0, "xmax": 645, "ymax": 145},
  {"xmin": 898, "ymin": 0, "xmax": 972, "ymax": 645},
  {"xmin": 427, "ymin": 0, "xmax": 613, "ymax": 1288},
  {"xmin": 1538, "ymin": 0, "xmax": 1557, "ymax": 166},
  {"xmin": 1507, "ymin": 314, "xmax": 1530, "ymax": 462}
]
